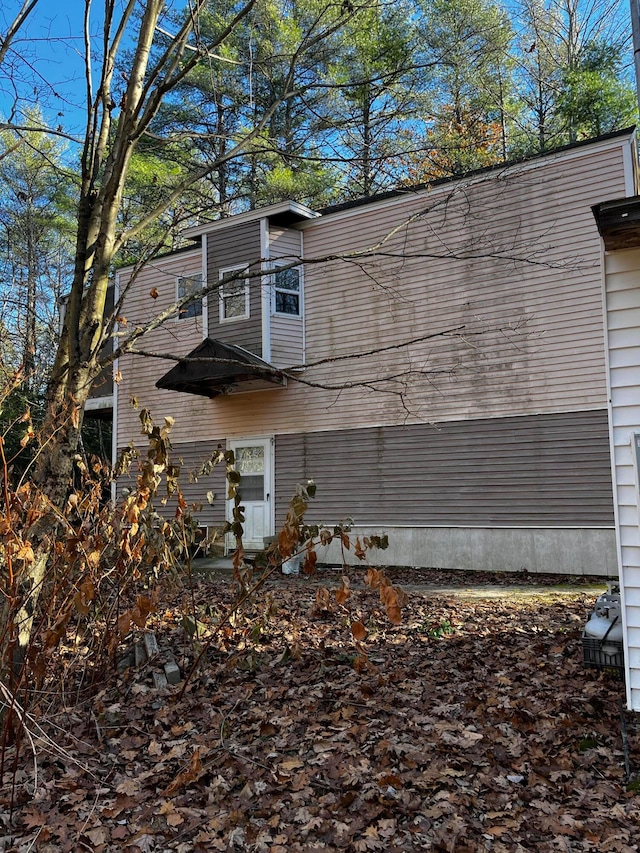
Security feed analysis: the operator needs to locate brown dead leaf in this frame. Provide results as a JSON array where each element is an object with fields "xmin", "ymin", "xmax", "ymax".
[
  {"xmin": 335, "ymin": 578, "xmax": 351, "ymax": 605},
  {"xmin": 163, "ymin": 748, "xmax": 202, "ymax": 796},
  {"xmin": 117, "ymin": 611, "xmax": 131, "ymax": 637},
  {"xmin": 15, "ymin": 540, "xmax": 34, "ymax": 563},
  {"xmin": 351, "ymin": 620, "xmax": 367, "ymax": 641},
  {"xmin": 20, "ymin": 809, "xmax": 48, "ymax": 829},
  {"xmin": 85, "ymin": 826, "xmax": 109, "ymax": 845}
]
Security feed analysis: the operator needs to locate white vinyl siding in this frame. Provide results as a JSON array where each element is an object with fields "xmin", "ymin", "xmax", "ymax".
[{"xmin": 602, "ymin": 247, "xmax": 640, "ymax": 710}]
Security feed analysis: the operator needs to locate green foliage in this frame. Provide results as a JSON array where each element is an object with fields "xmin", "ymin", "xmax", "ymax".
[
  {"xmin": 510, "ymin": 0, "xmax": 632, "ymax": 153},
  {"xmin": 419, "ymin": 617, "xmax": 454, "ymax": 637},
  {"xmin": 322, "ymin": 0, "xmax": 421, "ymax": 196},
  {"xmin": 0, "ymin": 112, "xmax": 76, "ymax": 389},
  {"xmin": 147, "ymin": 0, "xmax": 634, "ymax": 206},
  {"xmin": 116, "ymin": 147, "xmax": 192, "ymax": 267},
  {"xmin": 557, "ymin": 41, "xmax": 637, "ymax": 139}
]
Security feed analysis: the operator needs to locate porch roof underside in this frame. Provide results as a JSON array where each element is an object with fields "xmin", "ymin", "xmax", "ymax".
[
  {"xmin": 592, "ymin": 196, "xmax": 640, "ymax": 250},
  {"xmin": 155, "ymin": 337, "xmax": 285, "ymax": 398}
]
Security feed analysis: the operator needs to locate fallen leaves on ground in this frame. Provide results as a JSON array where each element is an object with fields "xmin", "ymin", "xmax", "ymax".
[{"xmin": 1, "ymin": 569, "xmax": 638, "ymax": 853}]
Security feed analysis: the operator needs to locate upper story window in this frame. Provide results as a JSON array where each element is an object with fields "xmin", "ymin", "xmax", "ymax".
[
  {"xmin": 176, "ymin": 273, "xmax": 202, "ymax": 320},
  {"xmin": 273, "ymin": 266, "xmax": 301, "ymax": 316},
  {"xmin": 219, "ymin": 266, "xmax": 250, "ymax": 322}
]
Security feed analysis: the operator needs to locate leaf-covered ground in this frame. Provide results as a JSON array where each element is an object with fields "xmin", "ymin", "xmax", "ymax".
[{"xmin": 2, "ymin": 569, "xmax": 638, "ymax": 852}]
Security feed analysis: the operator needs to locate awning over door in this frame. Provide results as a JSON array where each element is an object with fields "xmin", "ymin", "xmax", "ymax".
[{"xmin": 155, "ymin": 337, "xmax": 286, "ymax": 398}]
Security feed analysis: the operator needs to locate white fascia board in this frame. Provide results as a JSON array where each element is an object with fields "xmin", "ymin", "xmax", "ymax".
[
  {"xmin": 623, "ymin": 128, "xmax": 639, "ymax": 196},
  {"xmin": 85, "ymin": 396, "xmax": 113, "ymax": 411},
  {"xmin": 183, "ymin": 200, "xmax": 320, "ymax": 239}
]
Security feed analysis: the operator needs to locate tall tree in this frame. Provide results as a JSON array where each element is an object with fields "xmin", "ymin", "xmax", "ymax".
[
  {"xmin": 511, "ymin": 0, "xmax": 632, "ymax": 152},
  {"xmin": 150, "ymin": 0, "xmax": 344, "ymax": 212},
  {"xmin": 0, "ymin": 118, "xmax": 75, "ymax": 391},
  {"xmin": 9, "ymin": 0, "xmax": 353, "ymax": 505},
  {"xmin": 0, "ymin": 0, "xmax": 376, "ymax": 675},
  {"xmin": 556, "ymin": 39, "xmax": 637, "ymax": 138},
  {"xmin": 320, "ymin": 1, "xmax": 420, "ymax": 197},
  {"xmin": 412, "ymin": 0, "xmax": 513, "ymax": 178}
]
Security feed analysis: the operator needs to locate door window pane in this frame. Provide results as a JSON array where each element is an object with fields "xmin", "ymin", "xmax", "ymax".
[{"xmin": 236, "ymin": 446, "xmax": 264, "ymax": 500}]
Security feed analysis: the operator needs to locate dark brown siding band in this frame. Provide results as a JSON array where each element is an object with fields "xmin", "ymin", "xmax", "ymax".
[
  {"xmin": 275, "ymin": 410, "xmax": 614, "ymax": 528},
  {"xmin": 117, "ymin": 438, "xmax": 227, "ymax": 529}
]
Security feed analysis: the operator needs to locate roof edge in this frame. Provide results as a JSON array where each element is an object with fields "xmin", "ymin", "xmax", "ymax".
[
  {"xmin": 317, "ymin": 126, "xmax": 637, "ymax": 218},
  {"xmin": 182, "ymin": 200, "xmax": 320, "ymax": 239}
]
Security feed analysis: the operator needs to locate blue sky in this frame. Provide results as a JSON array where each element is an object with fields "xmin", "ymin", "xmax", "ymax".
[
  {"xmin": 1, "ymin": 0, "xmax": 636, "ymax": 142},
  {"xmin": 0, "ymin": 1, "xmax": 126, "ymax": 139}
]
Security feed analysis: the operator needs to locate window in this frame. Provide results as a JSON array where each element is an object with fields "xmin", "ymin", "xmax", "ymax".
[
  {"xmin": 219, "ymin": 267, "xmax": 249, "ymax": 322},
  {"xmin": 235, "ymin": 445, "xmax": 265, "ymax": 501},
  {"xmin": 176, "ymin": 273, "xmax": 202, "ymax": 319},
  {"xmin": 273, "ymin": 266, "xmax": 301, "ymax": 316}
]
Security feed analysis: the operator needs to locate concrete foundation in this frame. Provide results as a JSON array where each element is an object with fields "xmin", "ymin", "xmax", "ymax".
[{"xmin": 313, "ymin": 526, "xmax": 618, "ymax": 576}]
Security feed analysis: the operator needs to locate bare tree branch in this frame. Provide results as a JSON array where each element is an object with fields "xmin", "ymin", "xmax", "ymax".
[{"xmin": 0, "ymin": 0, "xmax": 39, "ymax": 68}]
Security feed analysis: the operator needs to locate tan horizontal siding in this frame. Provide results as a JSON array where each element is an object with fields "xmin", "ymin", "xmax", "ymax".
[
  {"xmin": 270, "ymin": 315, "xmax": 304, "ymax": 367},
  {"xmin": 275, "ymin": 409, "xmax": 613, "ymax": 528},
  {"xmin": 268, "ymin": 227, "xmax": 304, "ymax": 367},
  {"xmin": 268, "ymin": 227, "xmax": 302, "ymax": 262},
  {"xmin": 116, "ymin": 251, "xmax": 205, "ymax": 449},
  {"xmin": 116, "ymin": 136, "xmax": 630, "ymax": 448}
]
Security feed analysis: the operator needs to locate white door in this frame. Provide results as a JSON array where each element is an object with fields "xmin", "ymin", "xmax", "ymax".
[{"xmin": 228, "ymin": 437, "xmax": 274, "ymax": 550}]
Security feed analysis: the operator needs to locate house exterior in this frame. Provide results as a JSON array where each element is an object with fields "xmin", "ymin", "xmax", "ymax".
[{"xmin": 112, "ymin": 127, "xmax": 639, "ymax": 575}]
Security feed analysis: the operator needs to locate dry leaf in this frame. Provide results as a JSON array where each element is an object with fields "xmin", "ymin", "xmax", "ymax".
[{"xmin": 351, "ymin": 620, "xmax": 367, "ymax": 641}]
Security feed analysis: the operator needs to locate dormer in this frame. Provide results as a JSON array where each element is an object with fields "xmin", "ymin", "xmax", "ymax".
[{"xmin": 189, "ymin": 201, "xmax": 318, "ymax": 367}]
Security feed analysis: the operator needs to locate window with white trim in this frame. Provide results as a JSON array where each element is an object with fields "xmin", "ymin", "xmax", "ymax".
[
  {"xmin": 219, "ymin": 266, "xmax": 250, "ymax": 322},
  {"xmin": 176, "ymin": 273, "xmax": 202, "ymax": 319},
  {"xmin": 273, "ymin": 266, "xmax": 301, "ymax": 316}
]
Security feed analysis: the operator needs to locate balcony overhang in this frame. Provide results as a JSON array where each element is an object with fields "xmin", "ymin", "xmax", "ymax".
[{"xmin": 156, "ymin": 338, "xmax": 286, "ymax": 398}]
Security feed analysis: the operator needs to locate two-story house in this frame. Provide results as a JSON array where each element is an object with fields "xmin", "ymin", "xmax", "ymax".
[{"xmin": 112, "ymin": 126, "xmax": 639, "ymax": 575}]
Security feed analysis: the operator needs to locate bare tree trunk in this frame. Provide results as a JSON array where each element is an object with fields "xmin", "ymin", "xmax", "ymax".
[{"xmin": 24, "ymin": 202, "xmax": 36, "ymax": 388}]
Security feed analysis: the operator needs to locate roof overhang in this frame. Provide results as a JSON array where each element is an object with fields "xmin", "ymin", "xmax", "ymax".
[
  {"xmin": 156, "ymin": 338, "xmax": 286, "ymax": 398},
  {"xmin": 592, "ymin": 196, "xmax": 640, "ymax": 251},
  {"xmin": 182, "ymin": 201, "xmax": 320, "ymax": 239}
]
